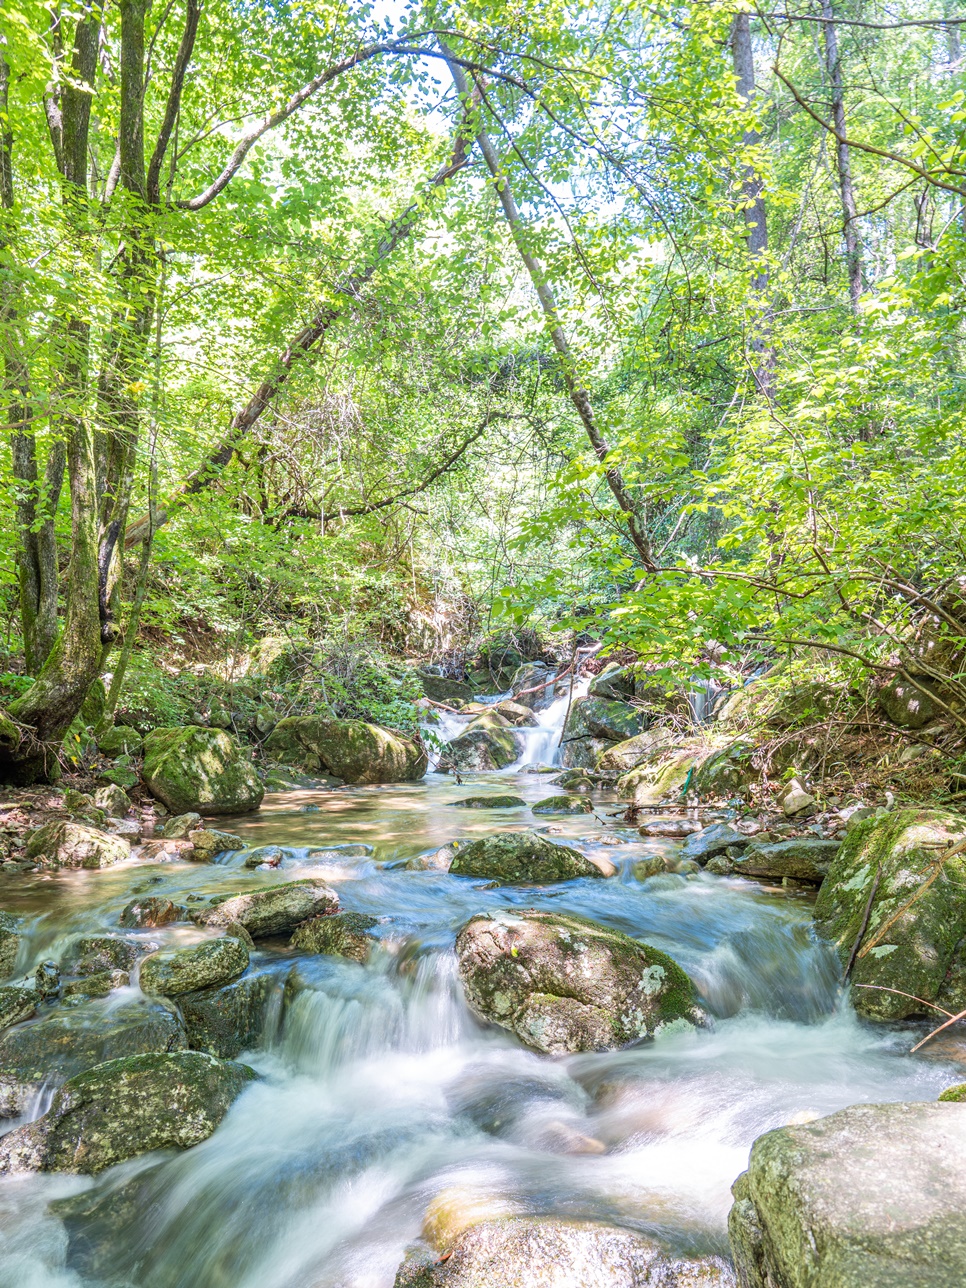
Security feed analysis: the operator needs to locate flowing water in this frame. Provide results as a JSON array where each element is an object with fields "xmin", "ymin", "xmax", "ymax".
[{"xmin": 0, "ymin": 695, "xmax": 961, "ymax": 1286}]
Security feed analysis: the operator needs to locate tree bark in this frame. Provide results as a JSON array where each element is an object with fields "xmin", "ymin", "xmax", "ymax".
[
  {"xmin": 820, "ymin": 0, "xmax": 863, "ymax": 312},
  {"xmin": 445, "ymin": 55, "xmax": 655, "ymax": 571}
]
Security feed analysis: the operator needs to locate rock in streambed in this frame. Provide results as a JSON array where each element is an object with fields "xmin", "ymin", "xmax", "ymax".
[
  {"xmin": 191, "ymin": 878, "xmax": 339, "ymax": 938},
  {"xmin": 455, "ymin": 910, "xmax": 705, "ymax": 1054},
  {"xmin": 139, "ymin": 936, "xmax": 249, "ymax": 997},
  {"xmin": 449, "ymin": 833, "xmax": 604, "ymax": 883}
]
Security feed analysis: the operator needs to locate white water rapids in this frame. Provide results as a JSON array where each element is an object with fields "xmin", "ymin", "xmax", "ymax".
[{"xmin": 0, "ymin": 685, "xmax": 960, "ymax": 1286}]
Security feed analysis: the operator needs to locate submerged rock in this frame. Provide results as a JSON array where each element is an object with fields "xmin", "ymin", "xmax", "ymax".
[
  {"xmin": 814, "ymin": 808, "xmax": 966, "ymax": 1020},
  {"xmin": 291, "ymin": 911, "xmax": 378, "ymax": 962},
  {"xmin": 140, "ymin": 937, "xmax": 249, "ymax": 997},
  {"xmin": 191, "ymin": 878, "xmax": 339, "ymax": 938},
  {"xmin": 24, "ymin": 821, "xmax": 130, "ymax": 869},
  {"xmin": 395, "ymin": 1216, "xmax": 734, "ymax": 1288},
  {"xmin": 0, "ymin": 1050, "xmax": 256, "ymax": 1175},
  {"xmin": 456, "ymin": 909, "xmax": 704, "ymax": 1054},
  {"xmin": 143, "ymin": 726, "xmax": 264, "ymax": 815},
  {"xmin": 531, "ymin": 795, "xmax": 593, "ymax": 816},
  {"xmin": 449, "ymin": 833, "xmax": 602, "ymax": 883},
  {"xmin": 729, "ymin": 1101, "xmax": 966, "ymax": 1288},
  {"xmin": 0, "ymin": 999, "xmax": 187, "ymax": 1118},
  {"xmin": 734, "ymin": 837, "xmax": 840, "ymax": 884},
  {"xmin": 264, "ymin": 716, "xmax": 427, "ymax": 783},
  {"xmin": 0, "ymin": 909, "xmax": 25, "ymax": 979},
  {"xmin": 452, "ymin": 795, "xmax": 527, "ymax": 809}
]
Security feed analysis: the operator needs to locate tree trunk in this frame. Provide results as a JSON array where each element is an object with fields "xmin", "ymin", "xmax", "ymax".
[
  {"xmin": 820, "ymin": 0, "xmax": 863, "ymax": 312},
  {"xmin": 445, "ymin": 55, "xmax": 655, "ymax": 571},
  {"xmin": 731, "ymin": 11, "xmax": 774, "ymax": 396}
]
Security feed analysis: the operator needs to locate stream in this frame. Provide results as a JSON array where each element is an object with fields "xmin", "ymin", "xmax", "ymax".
[{"xmin": 0, "ymin": 693, "xmax": 960, "ymax": 1287}]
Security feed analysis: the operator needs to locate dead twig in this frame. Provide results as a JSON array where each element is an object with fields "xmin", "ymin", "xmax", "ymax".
[{"xmin": 842, "ymin": 864, "xmax": 881, "ymax": 983}]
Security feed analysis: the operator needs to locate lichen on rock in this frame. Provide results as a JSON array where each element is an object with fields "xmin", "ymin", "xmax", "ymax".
[{"xmin": 143, "ymin": 726, "xmax": 264, "ymax": 815}]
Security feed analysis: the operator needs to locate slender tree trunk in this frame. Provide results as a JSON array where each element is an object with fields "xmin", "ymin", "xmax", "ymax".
[
  {"xmin": 820, "ymin": 0, "xmax": 863, "ymax": 312},
  {"xmin": 731, "ymin": 12, "xmax": 774, "ymax": 396},
  {"xmin": 445, "ymin": 55, "xmax": 655, "ymax": 571}
]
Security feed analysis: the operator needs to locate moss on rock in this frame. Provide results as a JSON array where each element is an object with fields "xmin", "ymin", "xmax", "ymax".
[
  {"xmin": 140, "ymin": 937, "xmax": 249, "ymax": 997},
  {"xmin": 815, "ymin": 807, "xmax": 966, "ymax": 1020},
  {"xmin": 0, "ymin": 1051, "xmax": 256, "ymax": 1175},
  {"xmin": 143, "ymin": 726, "xmax": 264, "ymax": 815},
  {"xmin": 531, "ymin": 795, "xmax": 593, "ymax": 816},
  {"xmin": 24, "ymin": 821, "xmax": 130, "ymax": 869},
  {"xmin": 192, "ymin": 878, "xmax": 339, "ymax": 938},
  {"xmin": 291, "ymin": 911, "xmax": 378, "ymax": 962},
  {"xmin": 449, "ymin": 832, "xmax": 602, "ymax": 883},
  {"xmin": 455, "ymin": 909, "xmax": 704, "ymax": 1054},
  {"xmin": 0, "ymin": 909, "xmax": 25, "ymax": 979},
  {"xmin": 264, "ymin": 717, "xmax": 427, "ymax": 783},
  {"xmin": 441, "ymin": 723, "xmax": 522, "ymax": 772},
  {"xmin": 0, "ymin": 985, "xmax": 36, "ymax": 1030}
]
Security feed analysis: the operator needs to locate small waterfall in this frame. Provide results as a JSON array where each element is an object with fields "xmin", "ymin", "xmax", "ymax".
[{"xmin": 512, "ymin": 677, "xmax": 591, "ymax": 768}]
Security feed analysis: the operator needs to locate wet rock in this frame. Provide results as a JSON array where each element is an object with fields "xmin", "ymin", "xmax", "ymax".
[
  {"xmin": 405, "ymin": 841, "xmax": 466, "ymax": 872},
  {"xmin": 633, "ymin": 855, "xmax": 670, "ymax": 880},
  {"xmin": 815, "ymin": 807, "xmax": 966, "ymax": 1021},
  {"xmin": 178, "ymin": 966, "xmax": 282, "ymax": 1058},
  {"xmin": 441, "ymin": 722, "xmax": 523, "ymax": 772},
  {"xmin": 242, "ymin": 844, "xmax": 286, "ymax": 868},
  {"xmin": 492, "ymin": 700, "xmax": 539, "ymax": 727},
  {"xmin": 264, "ymin": 716, "xmax": 427, "ymax": 783},
  {"xmin": 450, "ymin": 833, "xmax": 603, "ymax": 883},
  {"xmin": 35, "ymin": 960, "xmax": 61, "ymax": 997},
  {"xmin": 395, "ymin": 1217, "xmax": 734, "ymax": 1288},
  {"xmin": 162, "ymin": 811, "xmax": 203, "ymax": 839},
  {"xmin": 550, "ymin": 768, "xmax": 595, "ymax": 793},
  {"xmin": 638, "ymin": 817, "xmax": 702, "ymax": 839},
  {"xmin": 0, "ymin": 998, "xmax": 187, "ymax": 1117},
  {"xmin": 291, "ymin": 911, "xmax": 378, "ymax": 962},
  {"xmin": 92, "ymin": 784, "xmax": 131, "ymax": 817},
  {"xmin": 97, "ymin": 726, "xmax": 143, "ymax": 757},
  {"xmin": 509, "ymin": 661, "xmax": 558, "ymax": 711},
  {"xmin": 62, "ymin": 936, "xmax": 138, "ymax": 978},
  {"xmin": 0, "ymin": 986, "xmax": 36, "ymax": 1029},
  {"xmin": 133, "ymin": 837, "xmax": 195, "ymax": 863},
  {"xmin": 564, "ymin": 696, "xmax": 645, "ymax": 744},
  {"xmin": 681, "ymin": 823, "xmax": 750, "ymax": 864},
  {"xmin": 531, "ymin": 795, "xmax": 593, "ymax": 816},
  {"xmin": 0, "ymin": 909, "xmax": 25, "ymax": 979},
  {"xmin": 0, "ymin": 1050, "xmax": 256, "ymax": 1175},
  {"xmin": 705, "ymin": 854, "xmax": 734, "ymax": 876},
  {"xmin": 456, "ymin": 909, "xmax": 704, "ymax": 1054},
  {"xmin": 729, "ymin": 1101, "xmax": 966, "ymax": 1288},
  {"xmin": 143, "ymin": 726, "xmax": 264, "ymax": 815},
  {"xmin": 734, "ymin": 837, "xmax": 840, "ymax": 884},
  {"xmin": 63, "ymin": 971, "xmax": 129, "ymax": 999},
  {"xmin": 186, "ymin": 827, "xmax": 244, "ymax": 861},
  {"xmin": 559, "ymin": 735, "xmax": 614, "ymax": 770},
  {"xmin": 452, "ymin": 795, "xmax": 527, "ymax": 809},
  {"xmin": 191, "ymin": 878, "xmax": 339, "ymax": 938},
  {"xmin": 24, "ymin": 821, "xmax": 130, "ymax": 869},
  {"xmin": 140, "ymin": 937, "xmax": 249, "ymax": 997},
  {"xmin": 596, "ymin": 729, "xmax": 671, "ymax": 775},
  {"xmin": 119, "ymin": 896, "xmax": 185, "ymax": 928}
]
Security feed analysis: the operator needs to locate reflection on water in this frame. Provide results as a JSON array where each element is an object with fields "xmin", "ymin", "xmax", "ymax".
[{"xmin": 0, "ymin": 765, "xmax": 960, "ymax": 1287}]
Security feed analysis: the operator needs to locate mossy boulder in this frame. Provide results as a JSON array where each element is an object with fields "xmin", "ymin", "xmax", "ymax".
[
  {"xmin": 618, "ymin": 750, "xmax": 700, "ymax": 808},
  {"xmin": 0, "ymin": 1051, "xmax": 256, "ymax": 1175},
  {"xmin": 186, "ymin": 827, "xmax": 244, "ymax": 861},
  {"xmin": 691, "ymin": 741, "xmax": 757, "ymax": 799},
  {"xmin": 162, "ymin": 811, "xmax": 202, "ymax": 838},
  {"xmin": 96, "ymin": 726, "xmax": 143, "ymax": 757},
  {"xmin": 814, "ymin": 808, "xmax": 966, "ymax": 1020},
  {"xmin": 97, "ymin": 764, "xmax": 139, "ymax": 790},
  {"xmin": 92, "ymin": 784, "xmax": 130, "ymax": 816},
  {"xmin": 560, "ymin": 736, "xmax": 614, "ymax": 770},
  {"xmin": 441, "ymin": 723, "xmax": 523, "ymax": 772},
  {"xmin": 0, "ymin": 998, "xmax": 187, "ymax": 1118},
  {"xmin": 291, "ymin": 911, "xmax": 378, "ymax": 962},
  {"xmin": 140, "ymin": 937, "xmax": 249, "ymax": 998},
  {"xmin": 0, "ymin": 986, "xmax": 36, "ymax": 1030},
  {"xmin": 24, "ymin": 821, "xmax": 130, "ymax": 869},
  {"xmin": 143, "ymin": 726, "xmax": 264, "ymax": 815},
  {"xmin": 452, "ymin": 795, "xmax": 527, "ymax": 809},
  {"xmin": 191, "ymin": 878, "xmax": 339, "ymax": 938},
  {"xmin": 61, "ymin": 936, "xmax": 138, "ymax": 979},
  {"xmin": 456, "ymin": 910, "xmax": 704, "ymax": 1054},
  {"xmin": 417, "ymin": 672, "xmax": 475, "ymax": 705},
  {"xmin": 178, "ymin": 966, "xmax": 283, "ymax": 1058},
  {"xmin": 550, "ymin": 768, "xmax": 595, "ymax": 793},
  {"xmin": 729, "ymin": 1102, "xmax": 966, "ymax": 1288},
  {"xmin": 264, "ymin": 716, "xmax": 426, "ymax": 784},
  {"xmin": 877, "ymin": 675, "xmax": 948, "ymax": 729},
  {"xmin": 449, "ymin": 832, "xmax": 602, "ymax": 883},
  {"xmin": 939, "ymin": 1083, "xmax": 966, "ymax": 1102},
  {"xmin": 492, "ymin": 700, "xmax": 539, "ymax": 727},
  {"xmin": 531, "ymin": 795, "xmax": 593, "ymax": 816},
  {"xmin": 564, "ymin": 696, "xmax": 644, "ymax": 744},
  {"xmin": 0, "ymin": 909, "xmax": 25, "ymax": 979},
  {"xmin": 588, "ymin": 663, "xmax": 639, "ymax": 701},
  {"xmin": 596, "ymin": 730, "xmax": 673, "ymax": 776}
]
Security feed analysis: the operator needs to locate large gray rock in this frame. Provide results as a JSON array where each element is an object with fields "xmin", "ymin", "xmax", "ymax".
[
  {"xmin": 143, "ymin": 726, "xmax": 264, "ymax": 815},
  {"xmin": 682, "ymin": 823, "xmax": 750, "ymax": 863},
  {"xmin": 878, "ymin": 675, "xmax": 946, "ymax": 729},
  {"xmin": 729, "ymin": 1102, "xmax": 966, "ymax": 1288},
  {"xmin": 139, "ymin": 937, "xmax": 249, "ymax": 997},
  {"xmin": 564, "ymin": 696, "xmax": 644, "ymax": 744},
  {"xmin": 418, "ymin": 672, "xmax": 475, "ymax": 705},
  {"xmin": 449, "ymin": 832, "xmax": 602, "ymax": 883},
  {"xmin": 396, "ymin": 1217, "xmax": 734, "ymax": 1287},
  {"xmin": 734, "ymin": 837, "xmax": 840, "ymax": 884},
  {"xmin": 441, "ymin": 717, "xmax": 523, "ymax": 772},
  {"xmin": 0, "ymin": 1051, "xmax": 256, "ymax": 1175},
  {"xmin": 0, "ymin": 999, "xmax": 187, "ymax": 1118},
  {"xmin": 559, "ymin": 735, "xmax": 613, "ymax": 770},
  {"xmin": 191, "ymin": 878, "xmax": 339, "ymax": 938},
  {"xmin": 263, "ymin": 717, "xmax": 427, "ymax": 783},
  {"xmin": 456, "ymin": 909, "xmax": 704, "ymax": 1054},
  {"xmin": 815, "ymin": 808, "xmax": 966, "ymax": 1020},
  {"xmin": 691, "ymin": 742, "xmax": 757, "ymax": 799},
  {"xmin": 24, "ymin": 821, "xmax": 130, "ymax": 869}
]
